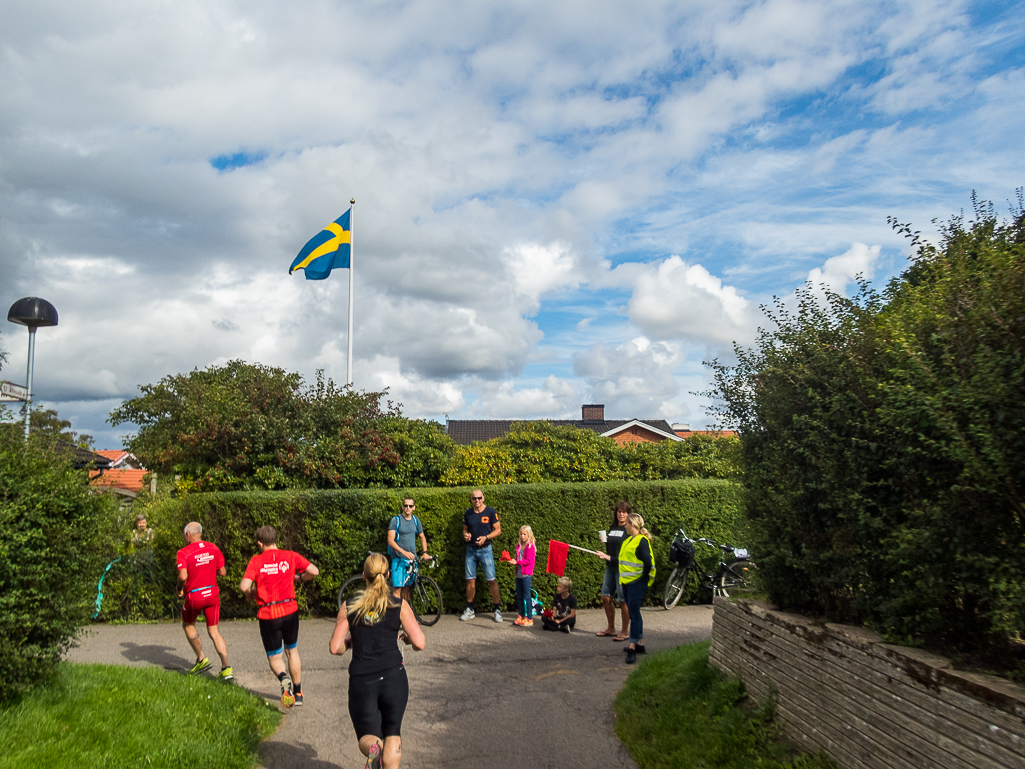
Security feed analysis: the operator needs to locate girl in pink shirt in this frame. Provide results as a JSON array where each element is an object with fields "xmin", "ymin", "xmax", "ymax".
[{"xmin": 511, "ymin": 526, "xmax": 537, "ymax": 626}]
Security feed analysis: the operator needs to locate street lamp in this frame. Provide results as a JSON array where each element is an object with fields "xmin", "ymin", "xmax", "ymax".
[{"xmin": 7, "ymin": 297, "xmax": 59, "ymax": 439}]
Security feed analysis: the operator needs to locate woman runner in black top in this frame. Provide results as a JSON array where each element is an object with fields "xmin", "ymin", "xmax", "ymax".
[{"xmin": 330, "ymin": 553, "xmax": 426, "ymax": 769}]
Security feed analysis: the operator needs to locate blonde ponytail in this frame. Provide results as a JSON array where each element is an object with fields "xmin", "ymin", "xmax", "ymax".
[
  {"xmin": 347, "ymin": 553, "xmax": 398, "ymax": 624},
  {"xmin": 626, "ymin": 513, "xmax": 651, "ymax": 540}
]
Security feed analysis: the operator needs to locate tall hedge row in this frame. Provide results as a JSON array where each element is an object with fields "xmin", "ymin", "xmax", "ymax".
[{"xmin": 97, "ymin": 479, "xmax": 744, "ymax": 621}]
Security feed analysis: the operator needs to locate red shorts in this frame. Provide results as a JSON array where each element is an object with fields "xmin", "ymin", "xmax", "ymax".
[{"xmin": 182, "ymin": 594, "xmax": 220, "ymax": 626}]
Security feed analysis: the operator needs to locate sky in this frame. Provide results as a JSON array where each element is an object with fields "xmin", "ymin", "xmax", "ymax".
[{"xmin": 1, "ymin": 0, "xmax": 1023, "ymax": 449}]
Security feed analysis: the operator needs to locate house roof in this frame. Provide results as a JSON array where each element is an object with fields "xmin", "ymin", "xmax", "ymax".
[
  {"xmin": 95, "ymin": 449, "xmax": 129, "ymax": 463},
  {"xmin": 89, "ymin": 468, "xmax": 148, "ymax": 493},
  {"xmin": 446, "ymin": 418, "xmax": 679, "ymax": 446}
]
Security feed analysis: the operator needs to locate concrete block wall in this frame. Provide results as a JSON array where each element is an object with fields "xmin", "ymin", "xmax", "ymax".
[{"xmin": 710, "ymin": 596, "xmax": 1025, "ymax": 769}]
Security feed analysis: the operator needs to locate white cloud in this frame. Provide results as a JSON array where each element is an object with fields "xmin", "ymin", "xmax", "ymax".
[
  {"xmin": 573, "ymin": 337, "xmax": 684, "ymax": 418},
  {"xmin": 627, "ymin": 257, "xmax": 755, "ymax": 346},
  {"xmin": 806, "ymin": 242, "xmax": 881, "ymax": 294},
  {"xmin": 0, "ymin": 0, "xmax": 1020, "ymax": 445}
]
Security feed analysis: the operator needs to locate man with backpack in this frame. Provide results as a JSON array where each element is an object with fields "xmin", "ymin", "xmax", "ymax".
[{"xmin": 387, "ymin": 497, "xmax": 431, "ymax": 601}]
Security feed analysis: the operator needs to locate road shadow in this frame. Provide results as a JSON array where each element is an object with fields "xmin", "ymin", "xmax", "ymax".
[
  {"xmin": 260, "ymin": 741, "xmax": 344, "ymax": 769},
  {"xmin": 119, "ymin": 641, "xmax": 191, "ymax": 671}
]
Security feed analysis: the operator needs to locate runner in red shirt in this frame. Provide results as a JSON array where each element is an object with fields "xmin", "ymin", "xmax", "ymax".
[
  {"xmin": 176, "ymin": 521, "xmax": 232, "ymax": 678},
  {"xmin": 240, "ymin": 525, "xmax": 319, "ymax": 708}
]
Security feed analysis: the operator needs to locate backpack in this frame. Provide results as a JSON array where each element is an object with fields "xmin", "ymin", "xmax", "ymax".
[
  {"xmin": 389, "ymin": 515, "xmax": 422, "ymax": 557},
  {"xmin": 531, "ymin": 589, "xmax": 544, "ymax": 616}
]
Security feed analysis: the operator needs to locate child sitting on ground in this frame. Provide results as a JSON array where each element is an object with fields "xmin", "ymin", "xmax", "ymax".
[{"xmin": 542, "ymin": 576, "xmax": 577, "ymax": 633}]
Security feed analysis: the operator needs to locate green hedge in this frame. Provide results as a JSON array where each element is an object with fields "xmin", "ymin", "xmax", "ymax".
[{"xmin": 97, "ymin": 479, "xmax": 744, "ymax": 621}]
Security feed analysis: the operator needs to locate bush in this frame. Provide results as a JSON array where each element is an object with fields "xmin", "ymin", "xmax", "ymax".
[
  {"xmin": 97, "ymin": 479, "xmax": 744, "ymax": 621},
  {"xmin": 709, "ymin": 194, "xmax": 1025, "ymax": 659},
  {"xmin": 0, "ymin": 434, "xmax": 119, "ymax": 703}
]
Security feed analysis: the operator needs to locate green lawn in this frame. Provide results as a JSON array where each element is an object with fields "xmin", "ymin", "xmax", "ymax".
[
  {"xmin": 614, "ymin": 641, "xmax": 836, "ymax": 769},
  {"xmin": 0, "ymin": 663, "xmax": 280, "ymax": 769}
]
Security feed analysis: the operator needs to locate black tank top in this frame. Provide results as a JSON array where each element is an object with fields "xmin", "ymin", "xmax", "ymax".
[{"xmin": 347, "ymin": 601, "xmax": 403, "ymax": 676}]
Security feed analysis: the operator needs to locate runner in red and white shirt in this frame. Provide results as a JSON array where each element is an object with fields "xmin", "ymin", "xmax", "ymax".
[
  {"xmin": 176, "ymin": 521, "xmax": 232, "ymax": 678},
  {"xmin": 239, "ymin": 525, "xmax": 319, "ymax": 708}
]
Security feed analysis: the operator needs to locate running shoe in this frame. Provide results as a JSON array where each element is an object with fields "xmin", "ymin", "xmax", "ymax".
[
  {"xmin": 494, "ymin": 609, "xmax": 503, "ymax": 623},
  {"xmin": 188, "ymin": 657, "xmax": 211, "ymax": 675},
  {"xmin": 218, "ymin": 666, "xmax": 234, "ymax": 681},
  {"xmin": 459, "ymin": 607, "xmax": 475, "ymax": 621},
  {"xmin": 365, "ymin": 742, "xmax": 382, "ymax": 769},
  {"xmin": 280, "ymin": 676, "xmax": 295, "ymax": 708},
  {"xmin": 293, "ymin": 692, "xmax": 304, "ymax": 707}
]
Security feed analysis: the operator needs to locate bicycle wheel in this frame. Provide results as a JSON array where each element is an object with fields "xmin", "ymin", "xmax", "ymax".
[
  {"xmin": 337, "ymin": 575, "xmax": 365, "ymax": 611},
  {"xmin": 410, "ymin": 576, "xmax": 443, "ymax": 626},
  {"xmin": 662, "ymin": 567, "xmax": 689, "ymax": 609},
  {"xmin": 718, "ymin": 559, "xmax": 757, "ymax": 597}
]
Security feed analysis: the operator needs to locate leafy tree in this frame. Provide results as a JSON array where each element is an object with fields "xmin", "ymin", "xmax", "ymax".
[
  {"xmin": 109, "ymin": 361, "xmax": 406, "ymax": 491},
  {"xmin": 26, "ymin": 408, "xmax": 95, "ymax": 449}
]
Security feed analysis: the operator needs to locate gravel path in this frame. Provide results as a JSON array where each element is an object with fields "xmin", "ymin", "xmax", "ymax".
[{"xmin": 69, "ymin": 605, "xmax": 713, "ymax": 769}]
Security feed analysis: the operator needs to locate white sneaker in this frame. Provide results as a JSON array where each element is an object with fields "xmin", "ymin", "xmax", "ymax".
[
  {"xmin": 459, "ymin": 607, "xmax": 475, "ymax": 621},
  {"xmin": 494, "ymin": 609, "xmax": 503, "ymax": 623}
]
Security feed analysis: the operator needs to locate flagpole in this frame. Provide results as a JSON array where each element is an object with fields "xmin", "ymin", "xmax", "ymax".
[{"xmin": 346, "ymin": 198, "xmax": 355, "ymax": 387}]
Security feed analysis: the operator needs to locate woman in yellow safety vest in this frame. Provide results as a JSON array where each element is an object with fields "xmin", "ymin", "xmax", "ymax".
[{"xmin": 618, "ymin": 513, "xmax": 655, "ymax": 664}]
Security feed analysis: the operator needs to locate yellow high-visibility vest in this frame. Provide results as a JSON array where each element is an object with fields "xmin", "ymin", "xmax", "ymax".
[{"xmin": 619, "ymin": 534, "xmax": 655, "ymax": 587}]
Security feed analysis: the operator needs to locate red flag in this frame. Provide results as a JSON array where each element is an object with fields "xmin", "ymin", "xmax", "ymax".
[{"xmin": 546, "ymin": 540, "xmax": 569, "ymax": 576}]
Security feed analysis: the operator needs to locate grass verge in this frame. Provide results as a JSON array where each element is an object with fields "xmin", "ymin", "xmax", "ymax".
[
  {"xmin": 614, "ymin": 641, "xmax": 836, "ymax": 769},
  {"xmin": 0, "ymin": 663, "xmax": 280, "ymax": 769}
]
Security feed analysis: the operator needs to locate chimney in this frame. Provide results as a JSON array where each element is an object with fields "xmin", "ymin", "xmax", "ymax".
[{"xmin": 582, "ymin": 404, "xmax": 604, "ymax": 421}]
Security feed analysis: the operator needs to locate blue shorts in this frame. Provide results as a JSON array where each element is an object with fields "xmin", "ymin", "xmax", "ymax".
[
  {"xmin": 601, "ymin": 564, "xmax": 624, "ymax": 601},
  {"xmin": 391, "ymin": 557, "xmax": 414, "ymax": 588},
  {"xmin": 465, "ymin": 544, "xmax": 496, "ymax": 581}
]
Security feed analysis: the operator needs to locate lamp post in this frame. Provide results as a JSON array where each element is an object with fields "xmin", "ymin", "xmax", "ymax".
[{"xmin": 7, "ymin": 297, "xmax": 59, "ymax": 439}]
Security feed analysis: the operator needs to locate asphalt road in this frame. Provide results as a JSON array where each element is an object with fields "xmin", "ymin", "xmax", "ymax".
[{"xmin": 69, "ymin": 606, "xmax": 713, "ymax": 769}]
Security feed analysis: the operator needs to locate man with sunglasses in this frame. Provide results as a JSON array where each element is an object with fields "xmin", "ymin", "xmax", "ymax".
[
  {"xmin": 461, "ymin": 489, "xmax": 504, "ymax": 622},
  {"xmin": 387, "ymin": 497, "xmax": 430, "ymax": 601}
]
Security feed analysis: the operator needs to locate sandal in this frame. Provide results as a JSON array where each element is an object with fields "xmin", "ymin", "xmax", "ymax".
[
  {"xmin": 596, "ymin": 630, "xmax": 616, "ymax": 637},
  {"xmin": 613, "ymin": 635, "xmax": 629, "ymax": 642}
]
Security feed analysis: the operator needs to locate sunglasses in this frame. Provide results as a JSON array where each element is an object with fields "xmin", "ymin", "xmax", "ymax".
[
  {"xmin": 402, "ymin": 504, "xmax": 415, "ymax": 508},
  {"xmin": 471, "ymin": 496, "xmax": 483, "ymax": 501}
]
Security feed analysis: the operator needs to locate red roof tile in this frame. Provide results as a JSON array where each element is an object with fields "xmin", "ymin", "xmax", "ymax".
[{"xmin": 89, "ymin": 468, "xmax": 148, "ymax": 493}]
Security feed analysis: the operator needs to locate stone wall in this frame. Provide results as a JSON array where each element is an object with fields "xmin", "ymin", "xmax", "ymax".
[{"xmin": 710, "ymin": 596, "xmax": 1025, "ymax": 769}]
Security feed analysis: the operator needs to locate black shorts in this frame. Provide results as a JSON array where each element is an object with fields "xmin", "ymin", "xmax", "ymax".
[
  {"xmin": 259, "ymin": 611, "xmax": 300, "ymax": 656},
  {"xmin": 348, "ymin": 665, "xmax": 409, "ymax": 739}
]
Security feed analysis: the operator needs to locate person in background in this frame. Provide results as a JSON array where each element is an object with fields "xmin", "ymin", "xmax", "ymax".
[
  {"xmin": 239, "ymin": 525, "xmax": 320, "ymax": 708},
  {"xmin": 176, "ymin": 521, "xmax": 232, "ymax": 679},
  {"xmin": 619, "ymin": 513, "xmax": 655, "ymax": 664},
  {"xmin": 542, "ymin": 576, "xmax": 577, "ymax": 632},
  {"xmin": 330, "ymin": 553, "xmax": 426, "ymax": 769},
  {"xmin": 507, "ymin": 525, "xmax": 536, "ymax": 626},
  {"xmin": 132, "ymin": 514, "xmax": 155, "ymax": 547},
  {"xmin": 387, "ymin": 497, "xmax": 430, "ymax": 602},
  {"xmin": 460, "ymin": 489, "xmax": 503, "ymax": 623},
  {"xmin": 595, "ymin": 501, "xmax": 630, "ymax": 641}
]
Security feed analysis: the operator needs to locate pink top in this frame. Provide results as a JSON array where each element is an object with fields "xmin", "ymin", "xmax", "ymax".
[{"xmin": 514, "ymin": 542, "xmax": 536, "ymax": 577}]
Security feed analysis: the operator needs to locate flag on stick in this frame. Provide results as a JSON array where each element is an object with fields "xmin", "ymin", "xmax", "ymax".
[
  {"xmin": 289, "ymin": 209, "xmax": 351, "ymax": 280},
  {"xmin": 546, "ymin": 540, "xmax": 568, "ymax": 575}
]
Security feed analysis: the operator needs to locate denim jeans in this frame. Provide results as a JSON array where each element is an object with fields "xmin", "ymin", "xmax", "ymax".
[
  {"xmin": 621, "ymin": 579, "xmax": 647, "ymax": 644},
  {"xmin": 464, "ymin": 544, "xmax": 497, "ymax": 581},
  {"xmin": 515, "ymin": 576, "xmax": 533, "ymax": 619}
]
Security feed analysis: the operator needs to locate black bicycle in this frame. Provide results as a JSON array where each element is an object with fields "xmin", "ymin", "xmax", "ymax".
[
  {"xmin": 337, "ymin": 555, "xmax": 443, "ymax": 626},
  {"xmin": 662, "ymin": 529, "xmax": 757, "ymax": 609}
]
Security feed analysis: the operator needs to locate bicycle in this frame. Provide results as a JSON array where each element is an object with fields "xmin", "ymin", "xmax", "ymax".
[
  {"xmin": 662, "ymin": 529, "xmax": 757, "ymax": 609},
  {"xmin": 337, "ymin": 554, "xmax": 443, "ymax": 626}
]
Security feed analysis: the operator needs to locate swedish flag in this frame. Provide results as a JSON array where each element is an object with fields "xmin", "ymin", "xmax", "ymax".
[{"xmin": 289, "ymin": 209, "xmax": 351, "ymax": 280}]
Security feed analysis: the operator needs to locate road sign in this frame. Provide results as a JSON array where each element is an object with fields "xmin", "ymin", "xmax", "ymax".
[{"xmin": 0, "ymin": 381, "xmax": 28, "ymax": 402}]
